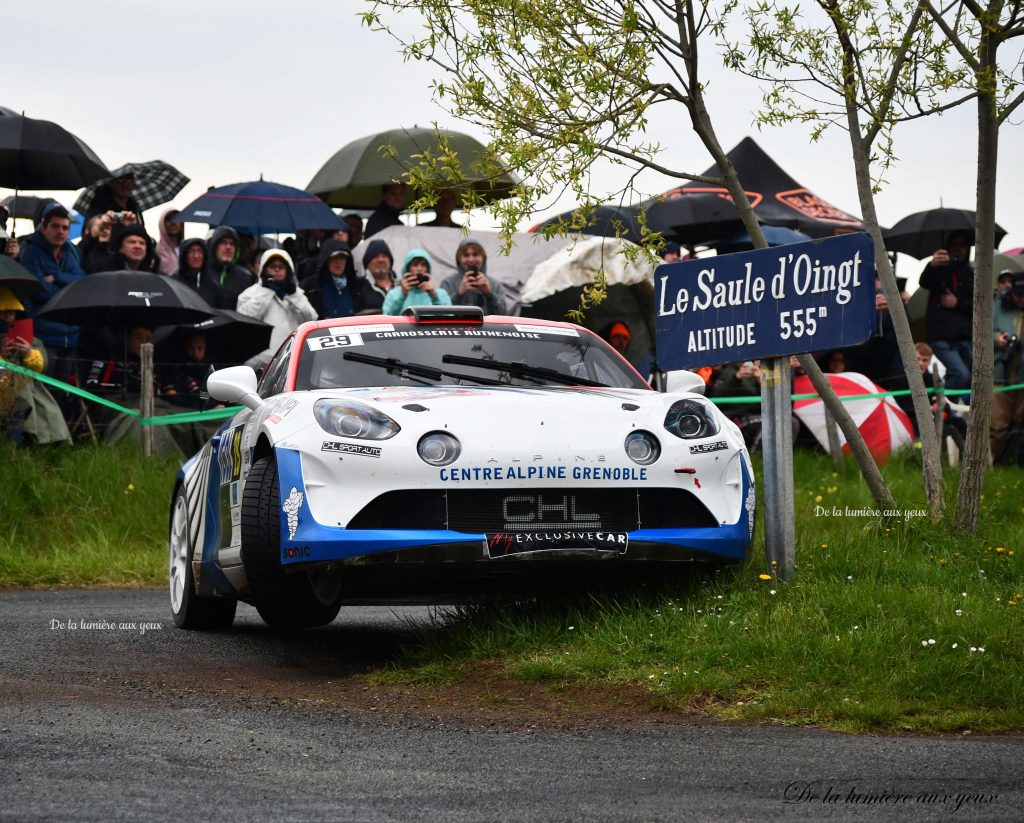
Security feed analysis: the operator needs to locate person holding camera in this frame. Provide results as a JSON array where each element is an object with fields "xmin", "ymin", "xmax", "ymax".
[
  {"xmin": 991, "ymin": 271, "xmax": 1024, "ymax": 462},
  {"xmin": 84, "ymin": 172, "xmax": 145, "ymax": 226},
  {"xmin": 382, "ymin": 249, "xmax": 452, "ymax": 315},
  {"xmin": 919, "ymin": 232, "xmax": 975, "ymax": 395},
  {"xmin": 438, "ymin": 238, "xmax": 509, "ymax": 315}
]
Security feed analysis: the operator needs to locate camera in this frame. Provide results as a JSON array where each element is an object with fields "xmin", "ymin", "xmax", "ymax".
[
  {"xmin": 416, "ymin": 274, "xmax": 429, "ymax": 285},
  {"xmin": 113, "ymin": 212, "xmax": 125, "ymax": 223},
  {"xmin": 1001, "ymin": 335, "xmax": 1020, "ymax": 364}
]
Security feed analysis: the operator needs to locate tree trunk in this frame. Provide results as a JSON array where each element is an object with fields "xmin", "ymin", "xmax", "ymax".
[
  {"xmin": 834, "ymin": 34, "xmax": 945, "ymax": 518},
  {"xmin": 954, "ymin": 16, "xmax": 1000, "ymax": 533}
]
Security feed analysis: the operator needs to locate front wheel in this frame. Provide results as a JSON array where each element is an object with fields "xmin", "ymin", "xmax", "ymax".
[
  {"xmin": 169, "ymin": 489, "xmax": 237, "ymax": 630},
  {"xmin": 241, "ymin": 456, "xmax": 342, "ymax": 629}
]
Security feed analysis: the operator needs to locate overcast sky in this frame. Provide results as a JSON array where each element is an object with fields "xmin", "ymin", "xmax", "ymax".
[{"xmin": 6, "ymin": 0, "xmax": 1022, "ymax": 284}]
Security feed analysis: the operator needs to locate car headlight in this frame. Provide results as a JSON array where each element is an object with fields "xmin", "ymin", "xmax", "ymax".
[
  {"xmin": 664, "ymin": 399, "xmax": 720, "ymax": 439},
  {"xmin": 313, "ymin": 399, "xmax": 400, "ymax": 440},
  {"xmin": 624, "ymin": 430, "xmax": 660, "ymax": 465},
  {"xmin": 417, "ymin": 431, "xmax": 461, "ymax": 466}
]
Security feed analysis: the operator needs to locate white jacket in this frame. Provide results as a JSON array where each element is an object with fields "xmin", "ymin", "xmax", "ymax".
[{"xmin": 236, "ymin": 283, "xmax": 317, "ymax": 371}]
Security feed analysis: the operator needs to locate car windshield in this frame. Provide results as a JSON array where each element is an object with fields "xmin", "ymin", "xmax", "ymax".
[{"xmin": 294, "ymin": 322, "xmax": 649, "ymax": 391}]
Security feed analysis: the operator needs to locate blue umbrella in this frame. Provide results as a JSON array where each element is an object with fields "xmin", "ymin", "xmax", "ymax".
[
  {"xmin": 172, "ymin": 180, "xmax": 344, "ymax": 234},
  {"xmin": 714, "ymin": 225, "xmax": 812, "ymax": 254}
]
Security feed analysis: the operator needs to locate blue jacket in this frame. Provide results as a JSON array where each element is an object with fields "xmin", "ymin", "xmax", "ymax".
[{"xmin": 19, "ymin": 231, "xmax": 86, "ymax": 349}]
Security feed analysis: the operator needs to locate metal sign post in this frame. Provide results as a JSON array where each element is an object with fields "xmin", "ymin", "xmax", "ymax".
[
  {"xmin": 653, "ymin": 234, "xmax": 876, "ymax": 579},
  {"xmin": 760, "ymin": 356, "xmax": 795, "ymax": 577}
]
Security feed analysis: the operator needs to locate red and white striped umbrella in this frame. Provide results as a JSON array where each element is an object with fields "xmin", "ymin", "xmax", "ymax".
[{"xmin": 793, "ymin": 371, "xmax": 915, "ymax": 464}]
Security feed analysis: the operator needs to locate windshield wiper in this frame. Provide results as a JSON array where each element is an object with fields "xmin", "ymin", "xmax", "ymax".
[
  {"xmin": 343, "ymin": 351, "xmax": 505, "ymax": 386},
  {"xmin": 441, "ymin": 354, "xmax": 608, "ymax": 387}
]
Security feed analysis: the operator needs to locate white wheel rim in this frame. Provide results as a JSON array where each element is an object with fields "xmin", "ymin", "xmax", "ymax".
[{"xmin": 169, "ymin": 495, "xmax": 190, "ymax": 614}]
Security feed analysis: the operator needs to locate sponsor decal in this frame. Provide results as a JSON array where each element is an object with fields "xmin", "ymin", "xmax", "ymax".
[
  {"xmin": 774, "ymin": 188, "xmax": 861, "ymax": 226},
  {"xmin": 439, "ymin": 465, "xmax": 648, "ymax": 482},
  {"xmin": 689, "ymin": 440, "xmax": 728, "ymax": 454},
  {"xmin": 284, "ymin": 545, "xmax": 311, "ymax": 559},
  {"xmin": 500, "ymin": 493, "xmax": 601, "ymax": 529},
  {"xmin": 321, "ymin": 323, "xmax": 394, "ymax": 336},
  {"xmin": 307, "ymin": 332, "xmax": 364, "ymax": 351},
  {"xmin": 486, "ymin": 530, "xmax": 628, "ymax": 557},
  {"xmin": 513, "ymin": 324, "xmax": 579, "ymax": 337},
  {"xmin": 266, "ymin": 397, "xmax": 299, "ymax": 425},
  {"xmin": 321, "ymin": 440, "xmax": 382, "ymax": 458},
  {"xmin": 282, "ymin": 487, "xmax": 304, "ymax": 539},
  {"xmin": 229, "ymin": 482, "xmax": 239, "ymax": 507},
  {"xmin": 370, "ymin": 329, "xmax": 542, "ymax": 340},
  {"xmin": 217, "ymin": 426, "xmax": 244, "ymax": 483},
  {"xmin": 745, "ymin": 482, "xmax": 757, "ymax": 536}
]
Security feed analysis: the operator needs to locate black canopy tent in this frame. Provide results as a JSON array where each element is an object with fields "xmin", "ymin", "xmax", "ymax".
[{"xmin": 641, "ymin": 137, "xmax": 864, "ymax": 239}]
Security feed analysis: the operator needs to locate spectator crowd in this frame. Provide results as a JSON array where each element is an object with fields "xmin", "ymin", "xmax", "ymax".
[{"xmin": 1, "ymin": 176, "xmax": 1022, "ymax": 466}]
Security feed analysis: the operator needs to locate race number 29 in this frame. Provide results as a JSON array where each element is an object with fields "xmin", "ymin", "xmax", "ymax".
[
  {"xmin": 307, "ymin": 333, "xmax": 363, "ymax": 351},
  {"xmin": 779, "ymin": 307, "xmax": 827, "ymax": 340}
]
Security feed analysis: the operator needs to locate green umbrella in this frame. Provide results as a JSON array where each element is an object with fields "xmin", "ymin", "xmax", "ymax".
[{"xmin": 307, "ymin": 126, "xmax": 520, "ymax": 209}]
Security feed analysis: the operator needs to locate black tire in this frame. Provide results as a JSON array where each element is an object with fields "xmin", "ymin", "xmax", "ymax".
[
  {"xmin": 241, "ymin": 456, "xmax": 342, "ymax": 628},
  {"xmin": 169, "ymin": 489, "xmax": 237, "ymax": 630}
]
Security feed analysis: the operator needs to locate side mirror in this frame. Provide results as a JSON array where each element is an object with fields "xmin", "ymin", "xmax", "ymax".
[
  {"xmin": 207, "ymin": 366, "xmax": 264, "ymax": 411},
  {"xmin": 664, "ymin": 370, "xmax": 706, "ymax": 395}
]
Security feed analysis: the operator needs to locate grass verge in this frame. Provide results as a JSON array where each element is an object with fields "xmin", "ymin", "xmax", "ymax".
[
  {"xmin": 0, "ymin": 443, "xmax": 179, "ymax": 587},
  {"xmin": 376, "ymin": 449, "xmax": 1024, "ymax": 733}
]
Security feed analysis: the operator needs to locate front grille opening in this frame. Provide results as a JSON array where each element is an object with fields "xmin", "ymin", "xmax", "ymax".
[{"xmin": 346, "ymin": 488, "xmax": 718, "ymax": 532}]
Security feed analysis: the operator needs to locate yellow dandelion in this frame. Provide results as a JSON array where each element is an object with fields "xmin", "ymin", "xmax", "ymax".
[
  {"xmin": 1008, "ymin": 601, "xmax": 1017, "ymax": 607},
  {"xmin": 821, "ymin": 543, "xmax": 828, "ymax": 548},
  {"xmin": 996, "ymin": 547, "xmax": 1006, "ymax": 554},
  {"xmin": 815, "ymin": 495, "xmax": 823, "ymax": 503},
  {"xmin": 758, "ymin": 574, "xmax": 772, "ymax": 581}
]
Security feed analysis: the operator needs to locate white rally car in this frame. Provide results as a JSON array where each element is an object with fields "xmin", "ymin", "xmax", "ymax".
[{"xmin": 169, "ymin": 306, "xmax": 755, "ymax": 630}]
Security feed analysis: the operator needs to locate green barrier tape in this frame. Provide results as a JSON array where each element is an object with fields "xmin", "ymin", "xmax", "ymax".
[
  {"xmin": 0, "ymin": 359, "xmax": 139, "ymax": 416},
  {"xmin": 141, "ymin": 407, "xmax": 243, "ymax": 426},
  {"xmin": 5, "ymin": 356, "xmax": 1024, "ymax": 420},
  {"xmin": 1, "ymin": 359, "xmax": 242, "ymax": 425}
]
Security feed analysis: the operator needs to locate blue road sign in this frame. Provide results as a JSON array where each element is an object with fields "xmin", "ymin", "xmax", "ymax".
[{"xmin": 654, "ymin": 233, "xmax": 876, "ymax": 370}]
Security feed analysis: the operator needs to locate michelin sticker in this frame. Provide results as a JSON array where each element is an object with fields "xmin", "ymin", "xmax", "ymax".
[{"xmin": 282, "ymin": 488, "xmax": 304, "ymax": 539}]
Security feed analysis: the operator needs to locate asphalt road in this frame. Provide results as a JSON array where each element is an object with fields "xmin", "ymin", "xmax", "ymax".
[{"xmin": 1, "ymin": 589, "xmax": 1021, "ymax": 822}]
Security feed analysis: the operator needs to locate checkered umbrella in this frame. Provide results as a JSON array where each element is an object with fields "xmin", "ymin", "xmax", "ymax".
[{"xmin": 73, "ymin": 160, "xmax": 189, "ymax": 214}]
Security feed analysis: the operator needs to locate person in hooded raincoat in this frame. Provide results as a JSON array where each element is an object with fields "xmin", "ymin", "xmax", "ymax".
[
  {"xmin": 156, "ymin": 208, "xmax": 184, "ymax": 275},
  {"xmin": 205, "ymin": 226, "xmax": 255, "ymax": 310},
  {"xmin": 381, "ymin": 249, "xmax": 452, "ymax": 315},
  {"xmin": 299, "ymin": 238, "xmax": 363, "ymax": 319},
  {"xmin": 236, "ymin": 249, "xmax": 317, "ymax": 372},
  {"xmin": 171, "ymin": 238, "xmax": 224, "ymax": 308}
]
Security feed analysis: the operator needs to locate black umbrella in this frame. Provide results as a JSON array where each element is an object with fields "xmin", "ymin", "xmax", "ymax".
[
  {"xmin": 644, "ymin": 193, "xmax": 744, "ymax": 246},
  {"xmin": 153, "ymin": 309, "xmax": 273, "ymax": 366},
  {"xmin": 0, "ymin": 256, "xmax": 45, "ymax": 301},
  {"xmin": 643, "ymin": 137, "xmax": 864, "ymax": 238},
  {"xmin": 530, "ymin": 204, "xmax": 645, "ymax": 244},
  {"xmin": 882, "ymin": 207, "xmax": 1007, "ymax": 259},
  {"xmin": 1, "ymin": 195, "xmax": 81, "ymax": 223},
  {"xmin": 35, "ymin": 271, "xmax": 217, "ymax": 327},
  {"xmin": 0, "ymin": 107, "xmax": 109, "ymax": 190}
]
